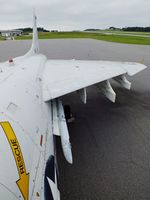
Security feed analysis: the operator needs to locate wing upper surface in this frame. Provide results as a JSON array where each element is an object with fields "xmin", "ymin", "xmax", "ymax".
[{"xmin": 42, "ymin": 59, "xmax": 146, "ymax": 101}]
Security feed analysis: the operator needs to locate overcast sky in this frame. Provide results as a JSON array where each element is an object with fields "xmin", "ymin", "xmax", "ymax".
[{"xmin": 0, "ymin": 0, "xmax": 150, "ymax": 31}]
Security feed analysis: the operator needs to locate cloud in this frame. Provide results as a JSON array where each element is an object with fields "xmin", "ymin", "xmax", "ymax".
[{"xmin": 0, "ymin": 0, "xmax": 149, "ymax": 30}]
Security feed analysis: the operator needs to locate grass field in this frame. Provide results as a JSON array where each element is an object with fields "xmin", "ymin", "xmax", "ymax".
[
  {"xmin": 1, "ymin": 31, "xmax": 150, "ymax": 45},
  {"xmin": 0, "ymin": 36, "xmax": 4, "ymax": 40},
  {"xmin": 100, "ymin": 30, "xmax": 150, "ymax": 36}
]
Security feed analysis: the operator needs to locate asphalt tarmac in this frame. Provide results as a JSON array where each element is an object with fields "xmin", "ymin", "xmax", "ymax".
[{"xmin": 0, "ymin": 39, "xmax": 150, "ymax": 200}]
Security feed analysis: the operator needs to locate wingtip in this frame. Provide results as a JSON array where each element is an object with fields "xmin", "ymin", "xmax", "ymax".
[
  {"xmin": 31, "ymin": 13, "xmax": 39, "ymax": 54},
  {"xmin": 23, "ymin": 12, "xmax": 39, "ymax": 57},
  {"xmin": 123, "ymin": 62, "xmax": 147, "ymax": 76}
]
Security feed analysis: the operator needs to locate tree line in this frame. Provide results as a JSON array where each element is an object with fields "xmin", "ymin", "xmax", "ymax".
[
  {"xmin": 17, "ymin": 27, "xmax": 49, "ymax": 33},
  {"xmin": 109, "ymin": 26, "xmax": 150, "ymax": 32},
  {"xmin": 85, "ymin": 27, "xmax": 150, "ymax": 32},
  {"xmin": 122, "ymin": 27, "xmax": 150, "ymax": 32}
]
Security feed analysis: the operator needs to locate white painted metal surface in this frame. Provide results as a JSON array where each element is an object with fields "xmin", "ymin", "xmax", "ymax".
[
  {"xmin": 57, "ymin": 99, "xmax": 73, "ymax": 164},
  {"xmin": 0, "ymin": 14, "xmax": 147, "ymax": 200},
  {"xmin": 52, "ymin": 99, "xmax": 73, "ymax": 163},
  {"xmin": 114, "ymin": 75, "xmax": 131, "ymax": 90},
  {"xmin": 77, "ymin": 88, "xmax": 87, "ymax": 104},
  {"xmin": 42, "ymin": 60, "xmax": 146, "ymax": 101},
  {"xmin": 97, "ymin": 80, "xmax": 116, "ymax": 103}
]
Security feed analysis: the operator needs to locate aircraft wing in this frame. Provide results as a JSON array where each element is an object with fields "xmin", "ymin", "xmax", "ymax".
[{"xmin": 42, "ymin": 59, "xmax": 146, "ymax": 102}]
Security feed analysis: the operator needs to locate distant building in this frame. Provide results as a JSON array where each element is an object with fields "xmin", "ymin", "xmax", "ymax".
[
  {"xmin": 1, "ymin": 30, "xmax": 23, "ymax": 37},
  {"xmin": 108, "ymin": 27, "xmax": 121, "ymax": 31}
]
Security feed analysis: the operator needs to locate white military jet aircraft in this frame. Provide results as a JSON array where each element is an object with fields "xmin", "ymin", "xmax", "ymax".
[{"xmin": 0, "ymin": 15, "xmax": 147, "ymax": 200}]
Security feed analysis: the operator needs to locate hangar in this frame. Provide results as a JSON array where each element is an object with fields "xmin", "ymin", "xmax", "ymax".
[{"xmin": 0, "ymin": 30, "xmax": 23, "ymax": 37}]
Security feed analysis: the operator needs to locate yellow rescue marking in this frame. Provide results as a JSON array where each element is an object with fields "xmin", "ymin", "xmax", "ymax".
[{"xmin": 0, "ymin": 122, "xmax": 29, "ymax": 200}]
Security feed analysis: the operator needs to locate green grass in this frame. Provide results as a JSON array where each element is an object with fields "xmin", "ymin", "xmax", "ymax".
[
  {"xmin": 0, "ymin": 36, "xmax": 4, "ymax": 40},
  {"xmin": 100, "ymin": 30, "xmax": 150, "ymax": 36},
  {"xmin": 2, "ymin": 31, "xmax": 150, "ymax": 45}
]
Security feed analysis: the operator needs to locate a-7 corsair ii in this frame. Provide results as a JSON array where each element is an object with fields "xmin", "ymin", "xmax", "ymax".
[{"xmin": 0, "ymin": 15, "xmax": 147, "ymax": 200}]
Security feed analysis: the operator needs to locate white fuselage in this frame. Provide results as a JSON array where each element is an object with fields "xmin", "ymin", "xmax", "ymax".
[{"xmin": 0, "ymin": 55, "xmax": 57, "ymax": 200}]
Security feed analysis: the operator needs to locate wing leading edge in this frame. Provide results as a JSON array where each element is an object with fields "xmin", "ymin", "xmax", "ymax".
[{"xmin": 42, "ymin": 59, "xmax": 146, "ymax": 102}]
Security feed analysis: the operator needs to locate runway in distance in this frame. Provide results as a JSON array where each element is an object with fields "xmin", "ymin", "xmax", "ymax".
[{"xmin": 0, "ymin": 15, "xmax": 147, "ymax": 200}]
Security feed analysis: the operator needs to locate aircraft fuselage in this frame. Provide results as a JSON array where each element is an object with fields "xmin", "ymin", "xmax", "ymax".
[{"xmin": 0, "ymin": 55, "xmax": 58, "ymax": 200}]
